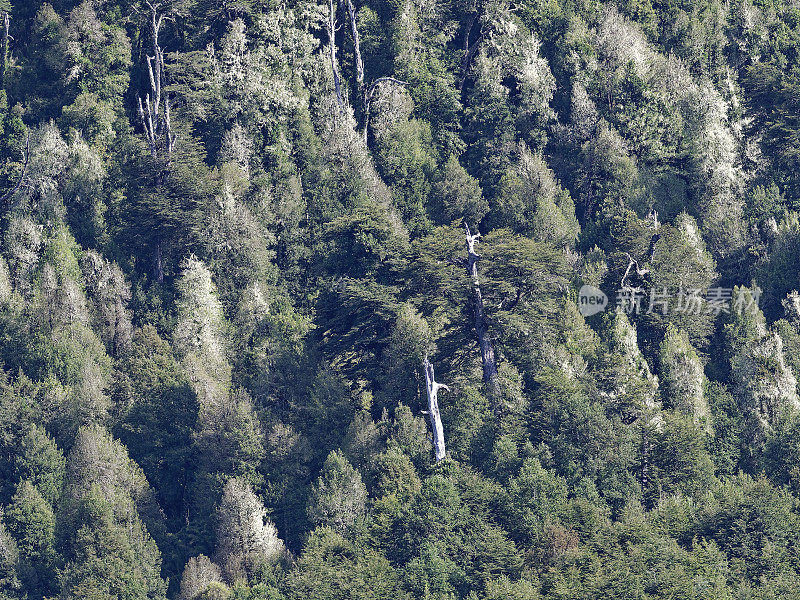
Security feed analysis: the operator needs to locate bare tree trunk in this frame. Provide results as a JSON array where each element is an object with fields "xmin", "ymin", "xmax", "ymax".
[
  {"xmin": 424, "ymin": 358, "xmax": 448, "ymax": 462},
  {"xmin": 149, "ymin": 8, "xmax": 162, "ymax": 125},
  {"xmin": 465, "ymin": 223, "xmax": 500, "ymax": 399},
  {"xmin": 138, "ymin": 3, "xmax": 175, "ymax": 160},
  {"xmin": 153, "ymin": 239, "xmax": 164, "ymax": 283},
  {"xmin": 345, "ymin": 0, "xmax": 364, "ymax": 90},
  {"xmin": 639, "ymin": 421, "xmax": 653, "ymax": 501},
  {"xmin": 1, "ymin": 12, "xmax": 9, "ymax": 90},
  {"xmin": 327, "ymin": 0, "xmax": 343, "ymax": 106},
  {"xmin": 137, "ymin": 3, "xmax": 175, "ymax": 283},
  {"xmin": 340, "ymin": 0, "xmax": 411, "ymax": 145},
  {"xmin": 138, "ymin": 95, "xmax": 158, "ymax": 158}
]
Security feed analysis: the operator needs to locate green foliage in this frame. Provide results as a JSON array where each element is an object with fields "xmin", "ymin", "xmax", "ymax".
[
  {"xmin": 697, "ymin": 474, "xmax": 800, "ymax": 583},
  {"xmin": 12, "ymin": 4, "xmax": 68, "ymax": 121},
  {"xmin": 58, "ymin": 488, "xmax": 167, "ymax": 600},
  {"xmin": 490, "ymin": 146, "xmax": 580, "ymax": 247},
  {"xmin": 214, "ymin": 478, "xmax": 285, "ymax": 583},
  {"xmin": 307, "ymin": 450, "xmax": 367, "ymax": 534},
  {"xmin": 285, "ymin": 527, "xmax": 408, "ymax": 600},
  {"xmin": 4, "ymin": 480, "xmax": 56, "ymax": 598},
  {"xmin": 648, "ymin": 410, "xmax": 716, "ymax": 503},
  {"xmin": 0, "ymin": 1, "xmax": 800, "ymax": 598},
  {"xmin": 114, "ymin": 325, "xmax": 198, "ymax": 521},
  {"xmin": 658, "ymin": 325, "xmax": 711, "ymax": 430},
  {"xmin": 505, "ymin": 457, "xmax": 569, "ymax": 544},
  {"xmin": 0, "ymin": 511, "xmax": 21, "ymax": 599},
  {"xmin": 429, "ymin": 155, "xmax": 487, "ymax": 228}
]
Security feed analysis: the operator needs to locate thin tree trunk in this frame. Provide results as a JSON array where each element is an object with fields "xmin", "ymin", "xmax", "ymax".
[
  {"xmin": 138, "ymin": 4, "xmax": 173, "ymax": 283},
  {"xmin": 465, "ymin": 223, "xmax": 500, "ymax": 399},
  {"xmin": 424, "ymin": 358, "xmax": 448, "ymax": 462},
  {"xmin": 138, "ymin": 95, "xmax": 158, "ymax": 157},
  {"xmin": 153, "ymin": 239, "xmax": 164, "ymax": 283},
  {"xmin": 150, "ymin": 9, "xmax": 162, "ymax": 125},
  {"xmin": 327, "ymin": 0, "xmax": 343, "ymax": 106},
  {"xmin": 639, "ymin": 421, "xmax": 652, "ymax": 501},
  {"xmin": 1, "ymin": 12, "xmax": 9, "ymax": 90},
  {"xmin": 345, "ymin": 0, "xmax": 364, "ymax": 90},
  {"xmin": 138, "ymin": 4, "xmax": 174, "ymax": 159}
]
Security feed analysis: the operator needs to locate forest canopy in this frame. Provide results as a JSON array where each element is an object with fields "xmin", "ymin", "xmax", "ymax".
[{"xmin": 0, "ymin": 0, "xmax": 800, "ymax": 599}]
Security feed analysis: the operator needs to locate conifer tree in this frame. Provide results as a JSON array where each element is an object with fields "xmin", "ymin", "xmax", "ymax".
[
  {"xmin": 214, "ymin": 478, "xmax": 285, "ymax": 583},
  {"xmin": 4, "ymin": 481, "xmax": 56, "ymax": 598},
  {"xmin": 307, "ymin": 450, "xmax": 367, "ymax": 534},
  {"xmin": 659, "ymin": 325, "xmax": 711, "ymax": 432}
]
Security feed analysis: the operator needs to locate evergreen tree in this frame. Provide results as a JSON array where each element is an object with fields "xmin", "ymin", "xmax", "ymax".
[
  {"xmin": 214, "ymin": 478, "xmax": 286, "ymax": 583},
  {"xmin": 4, "ymin": 481, "xmax": 56, "ymax": 598},
  {"xmin": 0, "ymin": 511, "xmax": 21, "ymax": 600},
  {"xmin": 658, "ymin": 325, "xmax": 711, "ymax": 432},
  {"xmin": 307, "ymin": 450, "xmax": 367, "ymax": 534},
  {"xmin": 179, "ymin": 554, "xmax": 224, "ymax": 600}
]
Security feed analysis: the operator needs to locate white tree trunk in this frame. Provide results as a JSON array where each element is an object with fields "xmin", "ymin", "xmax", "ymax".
[
  {"xmin": 345, "ymin": 0, "xmax": 364, "ymax": 89},
  {"xmin": 138, "ymin": 4, "xmax": 175, "ymax": 160},
  {"xmin": 1, "ymin": 12, "xmax": 9, "ymax": 89},
  {"xmin": 424, "ymin": 357, "xmax": 448, "ymax": 462},
  {"xmin": 464, "ymin": 224, "xmax": 500, "ymax": 399},
  {"xmin": 327, "ymin": 0, "xmax": 343, "ymax": 106},
  {"xmin": 137, "ymin": 3, "xmax": 175, "ymax": 283}
]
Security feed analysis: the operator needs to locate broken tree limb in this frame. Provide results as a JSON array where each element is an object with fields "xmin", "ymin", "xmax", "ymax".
[
  {"xmin": 464, "ymin": 223, "xmax": 500, "ymax": 400},
  {"xmin": 620, "ymin": 212, "xmax": 661, "ymax": 290},
  {"xmin": 138, "ymin": 1, "xmax": 175, "ymax": 162},
  {"xmin": 424, "ymin": 357, "xmax": 448, "ymax": 462},
  {"xmin": 621, "ymin": 252, "xmax": 648, "ymax": 287}
]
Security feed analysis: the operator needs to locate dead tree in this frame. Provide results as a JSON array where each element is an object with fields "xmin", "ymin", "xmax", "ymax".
[
  {"xmin": 327, "ymin": 0, "xmax": 343, "ymax": 106},
  {"xmin": 620, "ymin": 252, "xmax": 649, "ymax": 292},
  {"xmin": 620, "ymin": 213, "xmax": 661, "ymax": 292},
  {"xmin": 1, "ymin": 10, "xmax": 9, "ymax": 89},
  {"xmin": 423, "ymin": 357, "xmax": 448, "ymax": 462},
  {"xmin": 136, "ymin": 1, "xmax": 180, "ymax": 282},
  {"xmin": 333, "ymin": 0, "xmax": 407, "ymax": 143},
  {"xmin": 137, "ymin": 1, "xmax": 176, "ymax": 160},
  {"xmin": 345, "ymin": 0, "xmax": 364, "ymax": 89},
  {"xmin": 465, "ymin": 223, "xmax": 500, "ymax": 399}
]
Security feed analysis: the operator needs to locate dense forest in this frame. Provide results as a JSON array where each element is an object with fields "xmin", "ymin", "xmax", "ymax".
[{"xmin": 1, "ymin": 0, "xmax": 800, "ymax": 598}]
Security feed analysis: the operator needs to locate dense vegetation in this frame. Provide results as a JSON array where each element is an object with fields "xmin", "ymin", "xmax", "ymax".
[{"xmin": 1, "ymin": 0, "xmax": 800, "ymax": 598}]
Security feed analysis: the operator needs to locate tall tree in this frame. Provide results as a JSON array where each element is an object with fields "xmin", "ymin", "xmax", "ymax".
[
  {"xmin": 214, "ymin": 478, "xmax": 286, "ymax": 583},
  {"xmin": 307, "ymin": 450, "xmax": 367, "ymax": 534}
]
